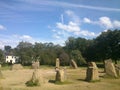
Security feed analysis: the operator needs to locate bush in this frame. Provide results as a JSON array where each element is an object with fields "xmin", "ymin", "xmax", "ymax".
[{"xmin": 25, "ymin": 79, "xmax": 40, "ymax": 87}]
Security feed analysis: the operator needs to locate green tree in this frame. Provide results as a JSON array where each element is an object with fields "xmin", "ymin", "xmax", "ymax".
[
  {"xmin": 59, "ymin": 52, "xmax": 70, "ymax": 66},
  {"xmin": 93, "ymin": 30, "xmax": 120, "ymax": 63},
  {"xmin": 70, "ymin": 50, "xmax": 86, "ymax": 65},
  {"xmin": 0, "ymin": 49, "xmax": 4, "ymax": 63},
  {"xmin": 17, "ymin": 41, "xmax": 33, "ymax": 49},
  {"xmin": 16, "ymin": 41, "xmax": 34, "ymax": 65},
  {"xmin": 4, "ymin": 45, "xmax": 12, "ymax": 55}
]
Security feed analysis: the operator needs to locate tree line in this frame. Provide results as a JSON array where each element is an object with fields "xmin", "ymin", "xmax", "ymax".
[{"xmin": 0, "ymin": 29, "xmax": 120, "ymax": 66}]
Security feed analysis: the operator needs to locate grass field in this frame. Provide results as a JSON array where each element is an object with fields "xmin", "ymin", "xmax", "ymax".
[{"xmin": 0, "ymin": 66, "xmax": 120, "ymax": 90}]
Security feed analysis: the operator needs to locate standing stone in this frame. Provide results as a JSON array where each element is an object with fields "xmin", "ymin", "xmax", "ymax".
[
  {"xmin": 11, "ymin": 64, "xmax": 23, "ymax": 70},
  {"xmin": 26, "ymin": 69, "xmax": 44, "ymax": 86},
  {"xmin": 31, "ymin": 69, "xmax": 38, "ymax": 83},
  {"xmin": 36, "ymin": 60, "xmax": 40, "ymax": 68},
  {"xmin": 32, "ymin": 61, "xmax": 40, "ymax": 69},
  {"xmin": 115, "ymin": 64, "xmax": 120, "ymax": 76},
  {"xmin": 56, "ymin": 58, "xmax": 60, "ymax": 69},
  {"xmin": 88, "ymin": 62, "xmax": 97, "ymax": 68},
  {"xmin": 0, "ymin": 70, "xmax": 3, "ymax": 79},
  {"xmin": 70, "ymin": 59, "xmax": 78, "ymax": 69},
  {"xmin": 105, "ymin": 59, "xmax": 118, "ymax": 77},
  {"xmin": 86, "ymin": 62, "xmax": 99, "ymax": 81},
  {"xmin": 55, "ymin": 69, "xmax": 66, "ymax": 82}
]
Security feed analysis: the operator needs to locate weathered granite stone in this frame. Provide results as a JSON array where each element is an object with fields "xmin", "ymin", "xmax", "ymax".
[
  {"xmin": 11, "ymin": 64, "xmax": 23, "ymax": 70},
  {"xmin": 115, "ymin": 64, "xmax": 120, "ymax": 76},
  {"xmin": 56, "ymin": 58, "xmax": 60, "ymax": 68},
  {"xmin": 27, "ymin": 69, "xmax": 44, "ymax": 86},
  {"xmin": 55, "ymin": 69, "xmax": 66, "ymax": 82},
  {"xmin": 70, "ymin": 59, "xmax": 78, "ymax": 69},
  {"xmin": 0, "ymin": 70, "xmax": 3, "ymax": 79},
  {"xmin": 32, "ymin": 61, "xmax": 40, "ymax": 69},
  {"xmin": 86, "ymin": 62, "xmax": 99, "ymax": 81},
  {"xmin": 105, "ymin": 59, "xmax": 118, "ymax": 77}
]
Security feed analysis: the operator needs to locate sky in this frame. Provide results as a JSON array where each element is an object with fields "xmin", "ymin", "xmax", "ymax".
[{"xmin": 0, "ymin": 0, "xmax": 120, "ymax": 49}]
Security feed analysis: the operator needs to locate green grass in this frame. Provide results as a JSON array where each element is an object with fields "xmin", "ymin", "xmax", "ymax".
[
  {"xmin": 102, "ymin": 74, "xmax": 119, "ymax": 79},
  {"xmin": 55, "ymin": 81, "xmax": 72, "ymax": 85},
  {"xmin": 48, "ymin": 80, "xmax": 73, "ymax": 85},
  {"xmin": 25, "ymin": 79, "xmax": 40, "ymax": 87},
  {"xmin": 1, "ymin": 65, "xmax": 11, "ymax": 70},
  {"xmin": 87, "ymin": 80, "xmax": 101, "ymax": 83}
]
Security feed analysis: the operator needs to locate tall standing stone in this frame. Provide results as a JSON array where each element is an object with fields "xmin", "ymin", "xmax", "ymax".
[
  {"xmin": 86, "ymin": 62, "xmax": 99, "ymax": 81},
  {"xmin": 56, "ymin": 58, "xmax": 60, "ymax": 69},
  {"xmin": 105, "ymin": 59, "xmax": 118, "ymax": 77},
  {"xmin": 0, "ymin": 70, "xmax": 3, "ymax": 79},
  {"xmin": 70, "ymin": 59, "xmax": 78, "ymax": 69},
  {"xmin": 55, "ymin": 69, "xmax": 66, "ymax": 82},
  {"xmin": 88, "ymin": 62, "xmax": 98, "ymax": 68},
  {"xmin": 11, "ymin": 64, "xmax": 23, "ymax": 70},
  {"xmin": 26, "ymin": 69, "xmax": 44, "ymax": 86},
  {"xmin": 115, "ymin": 64, "xmax": 120, "ymax": 76},
  {"xmin": 32, "ymin": 61, "xmax": 40, "ymax": 69}
]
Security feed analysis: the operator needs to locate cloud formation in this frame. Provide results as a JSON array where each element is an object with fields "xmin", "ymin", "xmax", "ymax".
[
  {"xmin": 0, "ymin": 34, "xmax": 35, "ymax": 49},
  {"xmin": 53, "ymin": 10, "xmax": 98, "ymax": 38},
  {"xmin": 83, "ymin": 18, "xmax": 91, "ymax": 23},
  {"xmin": 83, "ymin": 16, "xmax": 120, "ymax": 29},
  {"xmin": 1, "ymin": 0, "xmax": 120, "ymax": 12},
  {"xmin": 65, "ymin": 10, "xmax": 80, "ymax": 24},
  {"xmin": 56, "ymin": 21, "xmax": 80, "ymax": 33},
  {"xmin": 0, "ymin": 24, "xmax": 6, "ymax": 30},
  {"xmin": 99, "ymin": 17, "xmax": 113, "ymax": 29}
]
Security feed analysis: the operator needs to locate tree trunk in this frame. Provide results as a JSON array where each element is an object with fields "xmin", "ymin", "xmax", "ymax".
[
  {"xmin": 103, "ymin": 60, "xmax": 106, "ymax": 72},
  {"xmin": 115, "ymin": 59, "xmax": 117, "ymax": 64}
]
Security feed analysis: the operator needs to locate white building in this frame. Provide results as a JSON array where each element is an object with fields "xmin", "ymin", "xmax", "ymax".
[{"xmin": 6, "ymin": 55, "xmax": 19, "ymax": 64}]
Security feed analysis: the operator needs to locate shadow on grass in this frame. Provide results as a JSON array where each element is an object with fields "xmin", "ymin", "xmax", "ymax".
[
  {"xmin": 48, "ymin": 80, "xmax": 56, "ymax": 84},
  {"xmin": 96, "ymin": 63, "xmax": 104, "ymax": 68},
  {"xmin": 100, "ymin": 74, "xmax": 119, "ymax": 79},
  {"xmin": 48, "ymin": 80, "xmax": 73, "ymax": 85},
  {"xmin": 77, "ymin": 79, "xmax": 86, "ymax": 82},
  {"xmin": 77, "ymin": 78, "xmax": 100, "ymax": 83}
]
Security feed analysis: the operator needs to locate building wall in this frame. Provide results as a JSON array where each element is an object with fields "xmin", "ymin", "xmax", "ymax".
[{"xmin": 6, "ymin": 55, "xmax": 18, "ymax": 64}]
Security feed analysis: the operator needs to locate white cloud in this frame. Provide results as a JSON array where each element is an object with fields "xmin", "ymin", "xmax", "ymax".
[
  {"xmin": 52, "ymin": 34, "xmax": 61, "ymax": 39},
  {"xmin": 20, "ymin": 35, "xmax": 32, "ymax": 40},
  {"xmin": 113, "ymin": 20, "xmax": 120, "ymax": 28},
  {"xmin": 0, "ymin": 34, "xmax": 36, "ymax": 49},
  {"xmin": 98, "ymin": 17, "xmax": 120, "ymax": 29},
  {"xmin": 83, "ymin": 18, "xmax": 91, "ymax": 23},
  {"xmin": 104, "ymin": 29, "xmax": 108, "ymax": 32},
  {"xmin": 56, "ymin": 21, "xmax": 99, "ymax": 37},
  {"xmin": 17, "ymin": 0, "xmax": 120, "ymax": 12},
  {"xmin": 56, "ymin": 21, "xmax": 80, "ymax": 32},
  {"xmin": 83, "ymin": 16, "xmax": 120, "ymax": 29},
  {"xmin": 99, "ymin": 17, "xmax": 113, "ymax": 29},
  {"xmin": 65, "ymin": 10, "xmax": 80, "ymax": 24},
  {"xmin": 0, "ymin": 24, "xmax": 6, "ymax": 30},
  {"xmin": 13, "ymin": 34, "xmax": 35, "ymax": 43},
  {"xmin": 51, "ymin": 10, "xmax": 101, "ymax": 39},
  {"xmin": 57, "ymin": 1, "xmax": 120, "ymax": 12},
  {"xmin": 74, "ymin": 30, "xmax": 97, "ymax": 37}
]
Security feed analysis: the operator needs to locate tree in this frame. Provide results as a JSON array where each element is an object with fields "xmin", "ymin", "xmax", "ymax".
[
  {"xmin": 93, "ymin": 30, "xmax": 120, "ymax": 63},
  {"xmin": 70, "ymin": 50, "xmax": 86, "ymax": 66},
  {"xmin": 0, "ymin": 49, "xmax": 4, "ymax": 63},
  {"xmin": 4, "ymin": 45, "xmax": 12, "ymax": 55},
  {"xmin": 17, "ymin": 41, "xmax": 33, "ymax": 49},
  {"xmin": 65, "ymin": 37, "xmax": 76, "ymax": 53},
  {"xmin": 59, "ymin": 52, "xmax": 70, "ymax": 66},
  {"xmin": 16, "ymin": 41, "xmax": 34, "ymax": 65}
]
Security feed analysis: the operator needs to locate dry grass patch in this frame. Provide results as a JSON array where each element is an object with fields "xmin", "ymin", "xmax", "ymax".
[{"xmin": 0, "ymin": 67, "xmax": 120, "ymax": 90}]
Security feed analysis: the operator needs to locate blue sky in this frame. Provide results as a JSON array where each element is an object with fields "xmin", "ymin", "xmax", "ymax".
[{"xmin": 0, "ymin": 0, "xmax": 120, "ymax": 49}]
